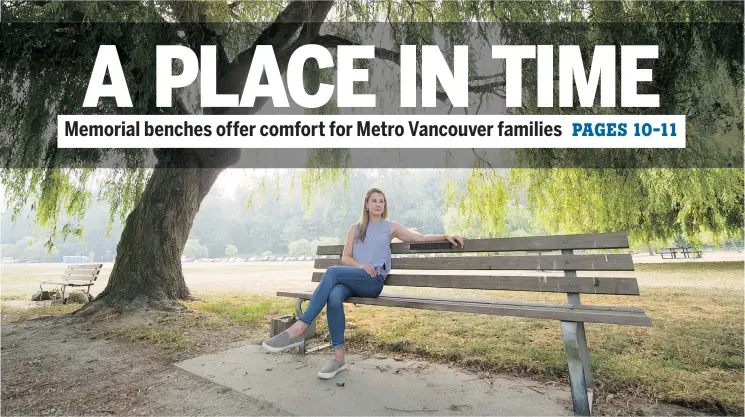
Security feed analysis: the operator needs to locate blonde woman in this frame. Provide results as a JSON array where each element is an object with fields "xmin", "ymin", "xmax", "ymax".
[{"xmin": 262, "ymin": 188, "xmax": 465, "ymax": 379}]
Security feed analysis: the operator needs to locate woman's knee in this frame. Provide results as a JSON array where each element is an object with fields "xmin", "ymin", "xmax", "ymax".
[
  {"xmin": 327, "ymin": 286, "xmax": 347, "ymax": 307},
  {"xmin": 323, "ymin": 266, "xmax": 341, "ymax": 281}
]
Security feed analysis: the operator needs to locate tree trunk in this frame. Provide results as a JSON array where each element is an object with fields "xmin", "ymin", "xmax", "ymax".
[{"xmin": 75, "ymin": 150, "xmax": 237, "ymax": 317}]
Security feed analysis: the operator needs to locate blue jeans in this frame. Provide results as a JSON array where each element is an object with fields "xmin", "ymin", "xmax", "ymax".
[{"xmin": 298, "ymin": 265, "xmax": 385, "ymax": 350}]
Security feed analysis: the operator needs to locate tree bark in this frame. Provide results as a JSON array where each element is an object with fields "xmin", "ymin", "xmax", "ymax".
[{"xmin": 75, "ymin": 150, "xmax": 238, "ymax": 317}]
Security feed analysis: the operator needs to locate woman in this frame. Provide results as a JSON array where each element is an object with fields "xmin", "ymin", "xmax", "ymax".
[{"xmin": 262, "ymin": 188, "xmax": 465, "ymax": 379}]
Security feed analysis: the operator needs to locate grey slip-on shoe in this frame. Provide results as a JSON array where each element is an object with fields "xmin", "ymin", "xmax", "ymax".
[
  {"xmin": 261, "ymin": 330, "xmax": 304, "ymax": 353},
  {"xmin": 317, "ymin": 358, "xmax": 347, "ymax": 379}
]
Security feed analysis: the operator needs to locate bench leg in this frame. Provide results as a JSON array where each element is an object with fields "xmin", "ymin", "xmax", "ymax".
[
  {"xmin": 561, "ymin": 321, "xmax": 592, "ymax": 416},
  {"xmin": 576, "ymin": 322, "xmax": 594, "ymax": 411},
  {"xmin": 294, "ymin": 299, "xmax": 318, "ymax": 354},
  {"xmin": 294, "ymin": 299, "xmax": 307, "ymax": 354},
  {"xmin": 576, "ymin": 322, "xmax": 593, "ymax": 391}
]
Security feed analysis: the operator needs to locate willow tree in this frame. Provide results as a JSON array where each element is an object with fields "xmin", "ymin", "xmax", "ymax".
[
  {"xmin": 2, "ymin": 0, "xmax": 741, "ymax": 318},
  {"xmin": 2, "ymin": 1, "xmax": 341, "ymax": 315},
  {"xmin": 0, "ymin": 0, "xmax": 509, "ymax": 316},
  {"xmin": 444, "ymin": 0, "xmax": 743, "ymax": 249}
]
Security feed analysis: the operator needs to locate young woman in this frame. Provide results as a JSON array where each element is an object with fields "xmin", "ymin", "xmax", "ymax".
[{"xmin": 262, "ymin": 188, "xmax": 465, "ymax": 379}]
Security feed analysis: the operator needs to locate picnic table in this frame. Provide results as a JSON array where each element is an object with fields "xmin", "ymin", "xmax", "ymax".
[
  {"xmin": 681, "ymin": 246, "xmax": 702, "ymax": 258},
  {"xmin": 659, "ymin": 246, "xmax": 702, "ymax": 259}
]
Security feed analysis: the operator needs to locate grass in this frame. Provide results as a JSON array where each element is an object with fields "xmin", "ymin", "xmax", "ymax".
[
  {"xmin": 121, "ymin": 328, "xmax": 190, "ymax": 350},
  {"xmin": 0, "ymin": 293, "xmax": 294, "ymax": 356},
  {"xmin": 184, "ymin": 275, "xmax": 743, "ymax": 414},
  {"xmin": 633, "ymin": 261, "xmax": 744, "ymax": 283},
  {"xmin": 1, "ymin": 303, "xmax": 81, "ymax": 317},
  {"xmin": 336, "ymin": 285, "xmax": 743, "ymax": 415},
  {"xmin": 634, "ymin": 261, "xmax": 742, "ymax": 273},
  {"xmin": 2, "ymin": 261, "xmax": 742, "ymax": 414},
  {"xmin": 187, "ymin": 293, "xmax": 294, "ymax": 325},
  {"xmin": 176, "ymin": 263, "xmax": 744, "ymax": 414}
]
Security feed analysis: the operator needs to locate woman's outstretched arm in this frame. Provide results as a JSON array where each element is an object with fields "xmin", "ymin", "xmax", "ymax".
[{"xmin": 390, "ymin": 222, "xmax": 465, "ymax": 247}]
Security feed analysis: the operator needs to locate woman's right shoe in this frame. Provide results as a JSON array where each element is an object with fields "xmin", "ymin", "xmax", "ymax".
[{"xmin": 261, "ymin": 330, "xmax": 304, "ymax": 353}]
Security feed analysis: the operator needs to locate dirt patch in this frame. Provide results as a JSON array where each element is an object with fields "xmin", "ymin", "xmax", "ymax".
[{"xmin": 0, "ymin": 307, "xmax": 288, "ymax": 416}]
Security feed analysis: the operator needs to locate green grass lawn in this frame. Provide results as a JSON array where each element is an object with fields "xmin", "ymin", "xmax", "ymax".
[
  {"xmin": 4, "ymin": 261, "xmax": 743, "ymax": 414},
  {"xmin": 182, "ymin": 263, "xmax": 744, "ymax": 415},
  {"xmin": 337, "ymin": 286, "xmax": 743, "ymax": 414}
]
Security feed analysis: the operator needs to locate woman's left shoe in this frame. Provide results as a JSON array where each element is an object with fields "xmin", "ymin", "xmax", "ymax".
[
  {"xmin": 262, "ymin": 330, "xmax": 304, "ymax": 353},
  {"xmin": 317, "ymin": 358, "xmax": 347, "ymax": 379}
]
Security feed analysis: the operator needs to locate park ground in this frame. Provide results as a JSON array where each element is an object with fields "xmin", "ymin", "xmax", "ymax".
[{"xmin": 1, "ymin": 255, "xmax": 743, "ymax": 416}]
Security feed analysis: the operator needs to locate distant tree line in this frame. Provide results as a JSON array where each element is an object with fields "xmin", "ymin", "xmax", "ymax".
[{"xmin": 1, "ymin": 170, "xmax": 491, "ymax": 261}]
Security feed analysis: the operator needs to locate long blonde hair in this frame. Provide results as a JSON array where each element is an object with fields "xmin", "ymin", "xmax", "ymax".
[{"xmin": 356, "ymin": 188, "xmax": 388, "ymax": 242}]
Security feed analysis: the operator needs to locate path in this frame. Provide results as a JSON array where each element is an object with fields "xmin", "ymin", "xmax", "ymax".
[{"xmin": 176, "ymin": 344, "xmax": 572, "ymax": 416}]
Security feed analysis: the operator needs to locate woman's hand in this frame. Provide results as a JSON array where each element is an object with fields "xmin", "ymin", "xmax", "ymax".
[
  {"xmin": 444, "ymin": 234, "xmax": 466, "ymax": 247},
  {"xmin": 360, "ymin": 264, "xmax": 376, "ymax": 277}
]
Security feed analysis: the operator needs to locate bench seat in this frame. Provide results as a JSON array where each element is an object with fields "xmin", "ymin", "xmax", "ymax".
[
  {"xmin": 277, "ymin": 291, "xmax": 652, "ymax": 326},
  {"xmin": 40, "ymin": 279, "xmax": 96, "ymax": 286}
]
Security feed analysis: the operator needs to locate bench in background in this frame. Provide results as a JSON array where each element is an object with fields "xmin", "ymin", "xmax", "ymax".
[{"xmin": 39, "ymin": 264, "xmax": 103, "ymax": 301}]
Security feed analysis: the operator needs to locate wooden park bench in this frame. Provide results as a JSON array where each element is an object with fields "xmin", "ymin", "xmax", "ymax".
[
  {"xmin": 659, "ymin": 247, "xmax": 679, "ymax": 259},
  {"xmin": 277, "ymin": 232, "xmax": 652, "ymax": 416},
  {"xmin": 39, "ymin": 264, "xmax": 103, "ymax": 301}
]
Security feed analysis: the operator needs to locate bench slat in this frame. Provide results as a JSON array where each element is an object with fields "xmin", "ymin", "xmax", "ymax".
[
  {"xmin": 316, "ymin": 232, "xmax": 629, "ymax": 255},
  {"xmin": 62, "ymin": 274, "xmax": 99, "ymax": 281},
  {"xmin": 376, "ymin": 293, "xmax": 647, "ymax": 313},
  {"xmin": 63, "ymin": 269, "xmax": 99, "ymax": 277},
  {"xmin": 41, "ymin": 280, "xmax": 94, "ymax": 286},
  {"xmin": 314, "ymin": 254, "xmax": 634, "ymax": 271},
  {"xmin": 65, "ymin": 264, "xmax": 103, "ymax": 270},
  {"xmin": 310, "ymin": 272, "xmax": 640, "ymax": 295},
  {"xmin": 277, "ymin": 291, "xmax": 652, "ymax": 326}
]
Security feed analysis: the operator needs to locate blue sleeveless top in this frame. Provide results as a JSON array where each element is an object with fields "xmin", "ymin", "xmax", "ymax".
[{"xmin": 352, "ymin": 220, "xmax": 392, "ymax": 278}]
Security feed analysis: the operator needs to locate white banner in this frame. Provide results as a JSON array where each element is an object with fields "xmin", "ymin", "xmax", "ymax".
[{"xmin": 57, "ymin": 115, "xmax": 685, "ymax": 149}]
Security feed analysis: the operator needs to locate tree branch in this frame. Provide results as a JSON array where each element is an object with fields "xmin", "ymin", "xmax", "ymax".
[
  {"xmin": 472, "ymin": 148, "xmax": 495, "ymax": 170},
  {"xmin": 313, "ymin": 34, "xmax": 506, "ymax": 103},
  {"xmin": 212, "ymin": 1, "xmax": 335, "ymax": 116}
]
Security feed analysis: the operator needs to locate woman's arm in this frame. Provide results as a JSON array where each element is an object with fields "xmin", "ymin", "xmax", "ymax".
[
  {"xmin": 391, "ymin": 222, "xmax": 465, "ymax": 247},
  {"xmin": 341, "ymin": 225, "xmax": 362, "ymax": 267},
  {"xmin": 341, "ymin": 225, "xmax": 376, "ymax": 277}
]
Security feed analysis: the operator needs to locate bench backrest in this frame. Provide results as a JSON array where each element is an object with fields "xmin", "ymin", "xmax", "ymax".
[
  {"xmin": 64, "ymin": 264, "xmax": 104, "ymax": 282},
  {"xmin": 313, "ymin": 232, "xmax": 639, "ymax": 296}
]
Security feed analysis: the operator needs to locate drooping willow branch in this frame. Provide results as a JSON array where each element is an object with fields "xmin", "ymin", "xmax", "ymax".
[{"xmin": 312, "ymin": 34, "xmax": 506, "ymax": 102}]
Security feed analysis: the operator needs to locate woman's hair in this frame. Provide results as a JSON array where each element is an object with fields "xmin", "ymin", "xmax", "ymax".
[{"xmin": 356, "ymin": 188, "xmax": 388, "ymax": 242}]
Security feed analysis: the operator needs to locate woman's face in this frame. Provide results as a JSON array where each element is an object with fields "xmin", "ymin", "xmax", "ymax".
[{"xmin": 366, "ymin": 192, "xmax": 386, "ymax": 217}]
